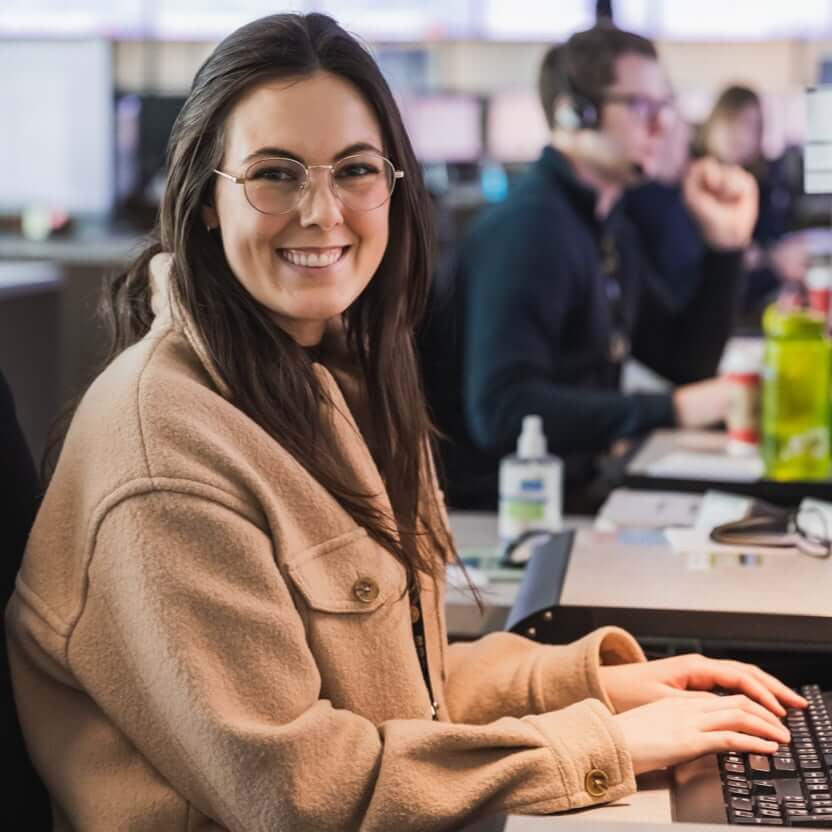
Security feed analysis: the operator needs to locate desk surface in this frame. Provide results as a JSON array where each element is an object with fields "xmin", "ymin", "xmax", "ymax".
[
  {"xmin": 504, "ymin": 771, "xmax": 676, "ymax": 829},
  {"xmin": 0, "ymin": 225, "xmax": 143, "ymax": 265},
  {"xmin": 446, "ymin": 511, "xmax": 832, "ymax": 649},
  {"xmin": 0, "ymin": 260, "xmax": 63, "ymax": 300},
  {"xmin": 625, "ymin": 429, "xmax": 832, "ymax": 506}
]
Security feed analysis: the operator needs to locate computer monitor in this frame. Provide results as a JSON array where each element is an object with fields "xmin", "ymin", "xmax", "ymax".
[
  {"xmin": 657, "ymin": 0, "xmax": 830, "ymax": 39},
  {"xmin": 481, "ymin": 0, "xmax": 593, "ymax": 40},
  {"xmin": 0, "ymin": 39, "xmax": 114, "ymax": 217},
  {"xmin": 485, "ymin": 90, "xmax": 549, "ymax": 164},
  {"xmin": 397, "ymin": 94, "xmax": 482, "ymax": 164},
  {"xmin": 319, "ymin": 0, "xmax": 472, "ymax": 41},
  {"xmin": 150, "ymin": 1, "xmax": 308, "ymax": 40},
  {"xmin": 0, "ymin": 1, "xmax": 144, "ymax": 38}
]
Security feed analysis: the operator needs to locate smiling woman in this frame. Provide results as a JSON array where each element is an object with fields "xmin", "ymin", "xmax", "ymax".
[
  {"xmin": 203, "ymin": 72, "xmax": 398, "ymax": 345},
  {"xmin": 5, "ymin": 12, "xmax": 806, "ymax": 832}
]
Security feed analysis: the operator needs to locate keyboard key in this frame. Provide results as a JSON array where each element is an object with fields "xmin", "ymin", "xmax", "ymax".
[
  {"xmin": 730, "ymin": 797, "xmax": 753, "ymax": 812},
  {"xmin": 774, "ymin": 757, "xmax": 798, "ymax": 775},
  {"xmin": 751, "ymin": 780, "xmax": 777, "ymax": 795},
  {"xmin": 726, "ymin": 774, "xmax": 749, "ymax": 785},
  {"xmin": 724, "ymin": 762, "xmax": 746, "ymax": 774},
  {"xmin": 791, "ymin": 816, "xmax": 832, "ymax": 827},
  {"xmin": 748, "ymin": 755, "xmax": 772, "ymax": 777}
]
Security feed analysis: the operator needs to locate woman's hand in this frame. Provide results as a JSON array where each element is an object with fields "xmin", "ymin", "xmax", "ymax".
[
  {"xmin": 615, "ymin": 693, "xmax": 791, "ymax": 775},
  {"xmin": 599, "ymin": 653, "xmax": 807, "ymax": 716}
]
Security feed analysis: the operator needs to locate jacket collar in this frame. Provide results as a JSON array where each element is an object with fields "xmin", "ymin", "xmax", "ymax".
[{"xmin": 536, "ymin": 145, "xmax": 600, "ymax": 224}]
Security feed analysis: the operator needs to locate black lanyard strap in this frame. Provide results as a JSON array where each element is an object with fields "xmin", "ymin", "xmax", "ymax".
[{"xmin": 409, "ymin": 586, "xmax": 439, "ymax": 720}]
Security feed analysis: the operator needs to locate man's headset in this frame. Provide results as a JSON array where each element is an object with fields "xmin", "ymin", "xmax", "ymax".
[
  {"xmin": 552, "ymin": 43, "xmax": 647, "ymax": 180},
  {"xmin": 551, "ymin": 43, "xmax": 600, "ymax": 131}
]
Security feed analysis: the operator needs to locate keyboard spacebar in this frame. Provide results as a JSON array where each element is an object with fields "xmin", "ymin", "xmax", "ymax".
[{"xmin": 775, "ymin": 778, "xmax": 804, "ymax": 800}]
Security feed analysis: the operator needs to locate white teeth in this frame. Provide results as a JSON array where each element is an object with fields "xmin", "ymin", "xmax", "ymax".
[{"xmin": 281, "ymin": 248, "xmax": 344, "ymax": 268}]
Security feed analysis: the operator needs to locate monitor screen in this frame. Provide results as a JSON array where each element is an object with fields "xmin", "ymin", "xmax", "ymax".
[
  {"xmin": 0, "ymin": 39, "xmax": 114, "ymax": 216},
  {"xmin": 658, "ymin": 0, "xmax": 831, "ymax": 39},
  {"xmin": 481, "ymin": 0, "xmax": 593, "ymax": 40},
  {"xmin": 151, "ymin": 0, "xmax": 309, "ymax": 40},
  {"xmin": 486, "ymin": 90, "xmax": 549, "ymax": 163},
  {"xmin": 397, "ymin": 95, "xmax": 482, "ymax": 163},
  {"xmin": 320, "ymin": 0, "xmax": 472, "ymax": 41},
  {"xmin": 0, "ymin": 0, "xmax": 143, "ymax": 38}
]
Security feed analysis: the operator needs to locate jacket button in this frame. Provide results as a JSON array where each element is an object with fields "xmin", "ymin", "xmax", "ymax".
[
  {"xmin": 352, "ymin": 578, "xmax": 379, "ymax": 604},
  {"xmin": 585, "ymin": 768, "xmax": 609, "ymax": 797}
]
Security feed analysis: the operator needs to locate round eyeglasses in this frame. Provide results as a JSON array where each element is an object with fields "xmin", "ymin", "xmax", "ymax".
[{"xmin": 213, "ymin": 151, "xmax": 404, "ymax": 215}]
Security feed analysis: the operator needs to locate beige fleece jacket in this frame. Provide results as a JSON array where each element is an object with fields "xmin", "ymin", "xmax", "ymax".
[{"xmin": 6, "ymin": 255, "xmax": 646, "ymax": 831}]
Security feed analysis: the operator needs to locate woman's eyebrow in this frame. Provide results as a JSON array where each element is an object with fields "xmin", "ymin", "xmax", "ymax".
[{"xmin": 240, "ymin": 141, "xmax": 384, "ymax": 167}]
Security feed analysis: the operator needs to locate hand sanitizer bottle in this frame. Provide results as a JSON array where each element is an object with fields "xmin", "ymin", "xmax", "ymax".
[{"xmin": 498, "ymin": 415, "xmax": 563, "ymax": 553}]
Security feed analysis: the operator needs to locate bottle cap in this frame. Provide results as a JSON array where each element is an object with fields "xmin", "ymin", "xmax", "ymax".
[
  {"xmin": 807, "ymin": 265, "xmax": 832, "ymax": 291},
  {"xmin": 721, "ymin": 346, "xmax": 762, "ymax": 376},
  {"xmin": 763, "ymin": 304, "xmax": 825, "ymax": 339},
  {"xmin": 517, "ymin": 414, "xmax": 547, "ymax": 459}
]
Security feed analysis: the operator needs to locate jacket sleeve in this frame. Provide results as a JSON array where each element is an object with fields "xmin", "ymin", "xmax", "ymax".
[
  {"xmin": 444, "ymin": 627, "xmax": 646, "ymax": 725},
  {"xmin": 633, "ymin": 244, "xmax": 743, "ymax": 384},
  {"xmin": 64, "ymin": 490, "xmax": 636, "ymax": 831},
  {"xmin": 462, "ymin": 218, "xmax": 675, "ymax": 457}
]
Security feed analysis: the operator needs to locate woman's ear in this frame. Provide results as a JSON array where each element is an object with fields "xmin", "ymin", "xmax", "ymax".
[{"xmin": 202, "ymin": 204, "xmax": 219, "ymax": 231}]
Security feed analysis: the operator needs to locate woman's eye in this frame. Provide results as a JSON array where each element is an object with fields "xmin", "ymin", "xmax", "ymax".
[
  {"xmin": 254, "ymin": 167, "xmax": 299, "ymax": 182},
  {"xmin": 337, "ymin": 164, "xmax": 376, "ymax": 178}
]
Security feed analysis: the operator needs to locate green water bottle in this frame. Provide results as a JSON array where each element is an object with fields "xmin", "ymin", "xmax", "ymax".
[{"xmin": 761, "ymin": 304, "xmax": 832, "ymax": 480}]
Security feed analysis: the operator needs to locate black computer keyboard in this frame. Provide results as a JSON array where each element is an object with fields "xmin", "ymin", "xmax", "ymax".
[{"xmin": 674, "ymin": 685, "xmax": 832, "ymax": 827}]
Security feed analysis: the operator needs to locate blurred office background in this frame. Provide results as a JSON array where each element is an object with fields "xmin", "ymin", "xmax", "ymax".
[{"xmin": 2, "ymin": 0, "xmax": 832, "ymax": 462}]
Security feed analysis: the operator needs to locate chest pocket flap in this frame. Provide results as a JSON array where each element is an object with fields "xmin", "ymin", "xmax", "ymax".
[{"xmin": 287, "ymin": 528, "xmax": 407, "ymax": 614}]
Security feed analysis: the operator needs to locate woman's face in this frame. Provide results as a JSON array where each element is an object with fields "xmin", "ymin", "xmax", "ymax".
[
  {"xmin": 204, "ymin": 71, "xmax": 391, "ymax": 346},
  {"xmin": 707, "ymin": 104, "xmax": 763, "ymax": 168}
]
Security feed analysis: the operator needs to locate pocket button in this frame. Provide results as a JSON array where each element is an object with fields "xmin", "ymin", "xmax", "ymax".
[{"xmin": 352, "ymin": 577, "xmax": 380, "ymax": 604}]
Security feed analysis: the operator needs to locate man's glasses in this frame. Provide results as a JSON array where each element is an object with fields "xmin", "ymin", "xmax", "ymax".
[
  {"xmin": 213, "ymin": 151, "xmax": 404, "ymax": 215},
  {"xmin": 603, "ymin": 92, "xmax": 676, "ymax": 126}
]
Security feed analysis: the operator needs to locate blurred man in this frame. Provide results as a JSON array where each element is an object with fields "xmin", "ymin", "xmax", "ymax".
[{"xmin": 425, "ymin": 24, "xmax": 758, "ymax": 510}]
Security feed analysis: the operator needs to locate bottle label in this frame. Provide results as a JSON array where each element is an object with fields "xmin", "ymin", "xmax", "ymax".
[
  {"xmin": 781, "ymin": 427, "xmax": 829, "ymax": 462},
  {"xmin": 726, "ymin": 374, "xmax": 761, "ymax": 444},
  {"xmin": 498, "ymin": 462, "xmax": 562, "ymax": 544}
]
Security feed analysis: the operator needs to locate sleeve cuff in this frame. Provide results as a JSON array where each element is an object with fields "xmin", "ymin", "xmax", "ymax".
[
  {"xmin": 630, "ymin": 392, "xmax": 677, "ymax": 432},
  {"xmin": 582, "ymin": 626, "xmax": 647, "ymax": 714},
  {"xmin": 536, "ymin": 626, "xmax": 645, "ymax": 715},
  {"xmin": 525, "ymin": 698, "xmax": 637, "ymax": 810}
]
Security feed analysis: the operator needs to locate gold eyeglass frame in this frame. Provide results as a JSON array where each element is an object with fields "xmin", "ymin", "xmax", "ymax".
[{"xmin": 213, "ymin": 153, "xmax": 405, "ymax": 215}]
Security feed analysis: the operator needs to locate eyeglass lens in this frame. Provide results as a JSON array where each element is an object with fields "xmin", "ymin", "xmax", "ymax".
[
  {"xmin": 794, "ymin": 506, "xmax": 832, "ymax": 558},
  {"xmin": 243, "ymin": 152, "xmax": 396, "ymax": 214}
]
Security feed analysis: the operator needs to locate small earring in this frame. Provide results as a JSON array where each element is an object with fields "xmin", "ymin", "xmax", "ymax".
[{"xmin": 205, "ymin": 224, "xmax": 214, "ymax": 232}]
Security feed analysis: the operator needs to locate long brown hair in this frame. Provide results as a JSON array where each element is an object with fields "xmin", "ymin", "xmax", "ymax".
[{"xmin": 55, "ymin": 13, "xmax": 458, "ymax": 586}]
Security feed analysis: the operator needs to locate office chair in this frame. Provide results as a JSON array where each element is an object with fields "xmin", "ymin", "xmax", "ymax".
[{"xmin": 0, "ymin": 368, "xmax": 52, "ymax": 829}]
